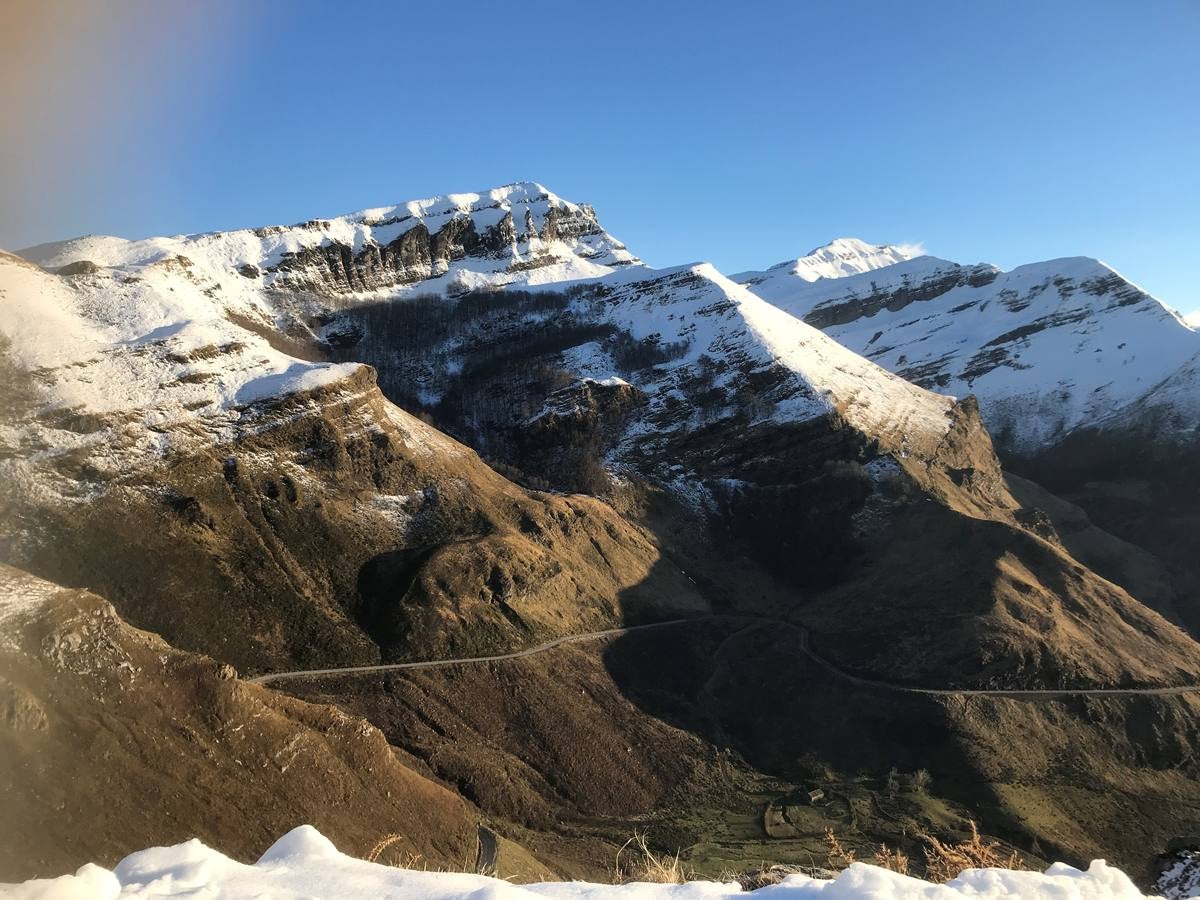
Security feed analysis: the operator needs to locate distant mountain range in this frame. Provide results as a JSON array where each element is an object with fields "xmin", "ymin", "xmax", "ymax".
[{"xmin": 20, "ymin": 185, "xmax": 1198, "ymax": 458}]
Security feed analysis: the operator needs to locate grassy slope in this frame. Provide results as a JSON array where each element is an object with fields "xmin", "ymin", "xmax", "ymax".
[{"xmin": 0, "ymin": 565, "xmax": 477, "ymax": 881}]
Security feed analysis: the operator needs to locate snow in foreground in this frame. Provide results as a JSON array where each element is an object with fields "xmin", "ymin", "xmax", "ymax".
[{"xmin": 1, "ymin": 826, "xmax": 1154, "ymax": 900}]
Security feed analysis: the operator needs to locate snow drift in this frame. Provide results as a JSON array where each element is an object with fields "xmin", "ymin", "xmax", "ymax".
[{"xmin": 0, "ymin": 826, "xmax": 1153, "ymax": 900}]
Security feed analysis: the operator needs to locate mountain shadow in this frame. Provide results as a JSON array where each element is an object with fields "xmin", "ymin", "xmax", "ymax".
[{"xmin": 601, "ymin": 551, "xmax": 1200, "ymax": 888}]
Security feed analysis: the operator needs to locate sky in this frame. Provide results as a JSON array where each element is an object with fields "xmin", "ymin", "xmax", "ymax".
[{"xmin": 2, "ymin": 0, "xmax": 1198, "ymax": 317}]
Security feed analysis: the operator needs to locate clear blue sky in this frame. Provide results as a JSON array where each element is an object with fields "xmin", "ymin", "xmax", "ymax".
[{"xmin": 3, "ymin": 0, "xmax": 1197, "ymax": 314}]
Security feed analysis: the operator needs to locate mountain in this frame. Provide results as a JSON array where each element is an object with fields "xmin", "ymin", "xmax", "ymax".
[
  {"xmin": 0, "ymin": 564, "xmax": 480, "ymax": 881},
  {"xmin": 733, "ymin": 243, "xmax": 1200, "ymax": 452},
  {"xmin": 0, "ymin": 247, "xmax": 707, "ymax": 674},
  {"xmin": 20, "ymin": 182, "xmax": 640, "ymax": 299},
  {"xmin": 731, "ymin": 241, "xmax": 1200, "ymax": 634},
  {"xmin": 11, "ymin": 186, "xmax": 1195, "ymax": 687},
  {"xmin": 8, "ymin": 183, "xmax": 1200, "ymax": 686},
  {"xmin": 5, "ymin": 185, "xmax": 1200, "ymax": 885},
  {"xmin": 732, "ymin": 237, "xmax": 922, "ymax": 297},
  {"xmin": 11, "ymin": 191, "xmax": 950, "ymax": 466}
]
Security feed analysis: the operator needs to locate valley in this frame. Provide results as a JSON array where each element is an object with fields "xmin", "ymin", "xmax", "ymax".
[{"xmin": 277, "ymin": 615, "xmax": 1200, "ymax": 886}]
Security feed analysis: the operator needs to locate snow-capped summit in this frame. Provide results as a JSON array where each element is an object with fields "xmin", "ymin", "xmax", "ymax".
[
  {"xmin": 789, "ymin": 237, "xmax": 924, "ymax": 280},
  {"xmin": 20, "ymin": 181, "xmax": 642, "ymax": 300},
  {"xmin": 733, "ymin": 237, "xmax": 922, "ymax": 302},
  {"xmin": 351, "ymin": 181, "xmax": 579, "ymax": 231},
  {"xmin": 734, "ymin": 246, "xmax": 1200, "ymax": 451}
]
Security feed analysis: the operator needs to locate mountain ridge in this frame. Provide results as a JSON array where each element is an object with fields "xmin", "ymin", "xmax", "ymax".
[
  {"xmin": 18, "ymin": 181, "xmax": 641, "ymax": 300},
  {"xmin": 732, "ymin": 236, "xmax": 922, "ymax": 286},
  {"xmin": 733, "ymin": 243, "xmax": 1200, "ymax": 452}
]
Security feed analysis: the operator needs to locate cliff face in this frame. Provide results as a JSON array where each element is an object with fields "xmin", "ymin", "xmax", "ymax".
[{"xmin": 269, "ymin": 196, "xmax": 630, "ymax": 295}]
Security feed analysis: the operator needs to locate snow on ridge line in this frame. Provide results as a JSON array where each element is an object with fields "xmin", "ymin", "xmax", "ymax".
[
  {"xmin": 17, "ymin": 181, "xmax": 627, "ymax": 275},
  {"xmin": 989, "ymin": 255, "xmax": 1197, "ymax": 329},
  {"xmin": 709, "ymin": 266, "xmax": 957, "ymax": 439},
  {"xmin": 1, "ymin": 825, "xmax": 1153, "ymax": 900},
  {"xmin": 731, "ymin": 240, "xmax": 1200, "ymax": 448},
  {"xmin": 732, "ymin": 238, "xmax": 923, "ymax": 286},
  {"xmin": 535, "ymin": 259, "xmax": 956, "ymax": 442},
  {"xmin": 675, "ymin": 262, "xmax": 957, "ymax": 427},
  {"xmin": 349, "ymin": 181, "xmax": 576, "ymax": 227}
]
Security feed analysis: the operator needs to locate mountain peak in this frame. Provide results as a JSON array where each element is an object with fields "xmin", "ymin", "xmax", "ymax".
[
  {"xmin": 732, "ymin": 238, "xmax": 922, "ymax": 294},
  {"xmin": 789, "ymin": 237, "xmax": 924, "ymax": 281},
  {"xmin": 18, "ymin": 182, "xmax": 640, "ymax": 295},
  {"xmin": 730, "ymin": 238, "xmax": 924, "ymax": 306},
  {"xmin": 348, "ymin": 181, "xmax": 574, "ymax": 229}
]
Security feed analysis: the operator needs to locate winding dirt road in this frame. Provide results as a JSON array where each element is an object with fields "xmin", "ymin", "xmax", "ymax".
[
  {"xmin": 249, "ymin": 615, "xmax": 1200, "ymax": 699},
  {"xmin": 248, "ymin": 618, "xmax": 696, "ymax": 685}
]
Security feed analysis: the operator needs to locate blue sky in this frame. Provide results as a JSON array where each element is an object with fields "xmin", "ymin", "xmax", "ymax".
[{"xmin": 3, "ymin": 0, "xmax": 1197, "ymax": 314}]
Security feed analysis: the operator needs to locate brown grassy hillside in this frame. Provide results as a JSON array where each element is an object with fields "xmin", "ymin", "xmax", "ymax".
[{"xmin": 0, "ymin": 564, "xmax": 477, "ymax": 881}]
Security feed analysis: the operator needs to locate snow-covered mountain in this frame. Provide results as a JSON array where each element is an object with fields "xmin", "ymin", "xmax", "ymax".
[
  {"xmin": 734, "ymin": 243, "xmax": 1200, "ymax": 452},
  {"xmin": 21, "ymin": 182, "xmax": 640, "ymax": 301},
  {"xmin": 8, "ymin": 183, "xmax": 1200, "ymax": 885},
  {"xmin": 8, "ymin": 190, "xmax": 958, "ymax": 490},
  {"xmin": 1, "ymin": 182, "xmax": 643, "ymax": 487},
  {"xmin": 0, "ymin": 185, "xmax": 963, "ymax": 676},
  {"xmin": 732, "ymin": 238, "xmax": 922, "ymax": 301}
]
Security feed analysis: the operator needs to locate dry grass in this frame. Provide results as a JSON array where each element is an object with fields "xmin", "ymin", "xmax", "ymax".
[
  {"xmin": 614, "ymin": 831, "xmax": 690, "ymax": 884},
  {"xmin": 365, "ymin": 833, "xmax": 405, "ymax": 863},
  {"xmin": 824, "ymin": 828, "xmax": 856, "ymax": 870},
  {"xmin": 873, "ymin": 844, "xmax": 909, "ymax": 875},
  {"xmin": 922, "ymin": 821, "xmax": 1024, "ymax": 883},
  {"xmin": 364, "ymin": 833, "xmax": 426, "ymax": 870},
  {"xmin": 476, "ymin": 858, "xmax": 498, "ymax": 879}
]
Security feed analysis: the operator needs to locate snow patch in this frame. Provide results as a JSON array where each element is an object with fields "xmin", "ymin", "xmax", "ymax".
[
  {"xmin": 0, "ymin": 827, "xmax": 1154, "ymax": 899},
  {"xmin": 1155, "ymin": 848, "xmax": 1200, "ymax": 899}
]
